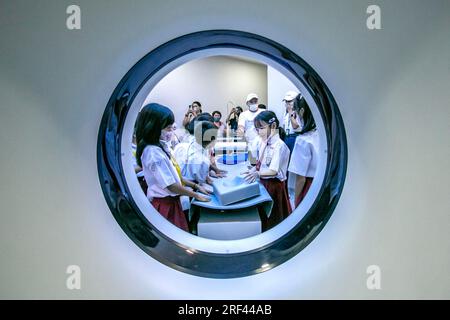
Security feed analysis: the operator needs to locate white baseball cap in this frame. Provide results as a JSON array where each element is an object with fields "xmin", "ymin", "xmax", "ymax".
[
  {"xmin": 246, "ymin": 93, "xmax": 259, "ymax": 103},
  {"xmin": 283, "ymin": 91, "xmax": 299, "ymax": 102}
]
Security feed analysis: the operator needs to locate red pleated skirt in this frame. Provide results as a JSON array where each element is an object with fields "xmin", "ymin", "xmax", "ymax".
[
  {"xmin": 151, "ymin": 196, "xmax": 189, "ymax": 231},
  {"xmin": 295, "ymin": 177, "xmax": 314, "ymax": 208},
  {"xmin": 259, "ymin": 178, "xmax": 292, "ymax": 231}
]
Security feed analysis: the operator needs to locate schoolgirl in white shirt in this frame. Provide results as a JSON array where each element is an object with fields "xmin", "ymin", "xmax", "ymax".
[
  {"xmin": 243, "ymin": 111, "xmax": 292, "ymax": 231},
  {"xmin": 135, "ymin": 103, "xmax": 211, "ymax": 231},
  {"xmin": 288, "ymin": 96, "xmax": 319, "ymax": 208}
]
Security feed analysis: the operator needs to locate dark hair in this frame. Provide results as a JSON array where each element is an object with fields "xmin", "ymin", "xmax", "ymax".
[
  {"xmin": 258, "ymin": 104, "xmax": 267, "ymax": 110},
  {"xmin": 293, "ymin": 94, "xmax": 316, "ymax": 134},
  {"xmin": 135, "ymin": 103, "xmax": 175, "ymax": 167},
  {"xmin": 186, "ymin": 113, "xmax": 214, "ymax": 134},
  {"xmin": 254, "ymin": 110, "xmax": 286, "ymax": 140},
  {"xmin": 236, "ymin": 106, "xmax": 243, "ymax": 113},
  {"xmin": 212, "ymin": 111, "xmax": 222, "ymax": 117},
  {"xmin": 192, "ymin": 121, "xmax": 218, "ymax": 148},
  {"xmin": 191, "ymin": 101, "xmax": 202, "ymax": 113}
]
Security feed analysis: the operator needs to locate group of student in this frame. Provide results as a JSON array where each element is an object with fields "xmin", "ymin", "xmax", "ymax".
[
  {"xmin": 134, "ymin": 91, "xmax": 319, "ymax": 234},
  {"xmin": 180, "ymin": 98, "xmax": 270, "ymax": 140}
]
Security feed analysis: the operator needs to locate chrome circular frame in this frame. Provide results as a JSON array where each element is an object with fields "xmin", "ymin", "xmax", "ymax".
[{"xmin": 97, "ymin": 30, "xmax": 347, "ymax": 278}]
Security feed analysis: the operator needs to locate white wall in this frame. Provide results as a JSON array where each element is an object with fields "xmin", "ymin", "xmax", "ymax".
[
  {"xmin": 267, "ymin": 65, "xmax": 299, "ymax": 125},
  {"xmin": 143, "ymin": 56, "xmax": 267, "ymax": 128},
  {"xmin": 0, "ymin": 0, "xmax": 449, "ymax": 299}
]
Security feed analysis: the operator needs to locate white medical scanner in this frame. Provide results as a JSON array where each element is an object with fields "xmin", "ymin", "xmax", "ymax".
[
  {"xmin": 0, "ymin": 0, "xmax": 448, "ymax": 299},
  {"xmin": 213, "ymin": 176, "xmax": 260, "ymax": 206}
]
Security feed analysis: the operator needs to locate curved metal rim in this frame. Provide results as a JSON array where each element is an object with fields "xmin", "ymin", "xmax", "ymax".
[{"xmin": 97, "ymin": 29, "xmax": 347, "ymax": 278}]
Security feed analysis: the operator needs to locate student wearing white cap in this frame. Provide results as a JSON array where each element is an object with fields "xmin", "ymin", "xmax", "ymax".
[
  {"xmin": 282, "ymin": 91, "xmax": 303, "ymax": 154},
  {"xmin": 288, "ymin": 95, "xmax": 319, "ymax": 208},
  {"xmin": 237, "ymin": 93, "xmax": 263, "ymax": 161}
]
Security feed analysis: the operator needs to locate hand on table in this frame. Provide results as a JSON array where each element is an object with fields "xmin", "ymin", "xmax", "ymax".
[
  {"xmin": 242, "ymin": 167, "xmax": 260, "ymax": 183},
  {"xmin": 195, "ymin": 193, "xmax": 211, "ymax": 202},
  {"xmin": 197, "ymin": 184, "xmax": 213, "ymax": 195},
  {"xmin": 210, "ymin": 170, "xmax": 227, "ymax": 178},
  {"xmin": 216, "ymin": 171, "xmax": 227, "ymax": 178}
]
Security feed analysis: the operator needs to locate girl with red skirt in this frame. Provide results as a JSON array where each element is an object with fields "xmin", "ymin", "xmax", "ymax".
[
  {"xmin": 135, "ymin": 103, "xmax": 211, "ymax": 231},
  {"xmin": 287, "ymin": 95, "xmax": 319, "ymax": 207},
  {"xmin": 243, "ymin": 111, "xmax": 292, "ymax": 231}
]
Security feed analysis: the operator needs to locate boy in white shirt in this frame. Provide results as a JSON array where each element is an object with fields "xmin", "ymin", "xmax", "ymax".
[{"xmin": 174, "ymin": 121, "xmax": 218, "ymax": 185}]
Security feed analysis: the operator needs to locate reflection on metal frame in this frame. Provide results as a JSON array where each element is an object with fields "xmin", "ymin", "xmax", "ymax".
[{"xmin": 97, "ymin": 30, "xmax": 347, "ymax": 278}]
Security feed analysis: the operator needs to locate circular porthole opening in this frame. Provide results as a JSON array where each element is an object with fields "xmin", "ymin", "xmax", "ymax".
[{"xmin": 97, "ymin": 30, "xmax": 347, "ymax": 278}]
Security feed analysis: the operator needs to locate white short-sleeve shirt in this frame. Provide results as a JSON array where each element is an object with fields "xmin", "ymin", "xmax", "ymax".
[
  {"xmin": 256, "ymin": 134, "xmax": 291, "ymax": 181},
  {"xmin": 248, "ymin": 135, "xmax": 261, "ymax": 159},
  {"xmin": 173, "ymin": 135, "xmax": 210, "ymax": 184},
  {"xmin": 141, "ymin": 144, "xmax": 181, "ymax": 200},
  {"xmin": 288, "ymin": 130, "xmax": 319, "ymax": 178},
  {"xmin": 238, "ymin": 109, "xmax": 263, "ymax": 141}
]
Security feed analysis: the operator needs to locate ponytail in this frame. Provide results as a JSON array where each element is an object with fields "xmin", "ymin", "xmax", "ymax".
[{"xmin": 293, "ymin": 95, "xmax": 316, "ymax": 134}]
